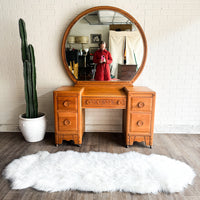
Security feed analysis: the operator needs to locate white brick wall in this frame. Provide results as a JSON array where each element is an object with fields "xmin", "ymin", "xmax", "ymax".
[{"xmin": 0, "ymin": 0, "xmax": 200, "ymax": 134}]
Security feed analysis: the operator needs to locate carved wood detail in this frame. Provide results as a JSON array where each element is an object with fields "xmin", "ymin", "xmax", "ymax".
[
  {"xmin": 128, "ymin": 135, "xmax": 151, "ymax": 146},
  {"xmin": 82, "ymin": 97, "xmax": 126, "ymax": 108},
  {"xmin": 55, "ymin": 134, "xmax": 81, "ymax": 145}
]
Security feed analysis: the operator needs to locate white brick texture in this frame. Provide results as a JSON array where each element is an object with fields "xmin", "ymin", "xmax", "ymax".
[{"xmin": 0, "ymin": 0, "xmax": 200, "ymax": 133}]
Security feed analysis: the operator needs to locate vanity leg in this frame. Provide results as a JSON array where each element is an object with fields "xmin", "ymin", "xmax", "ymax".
[
  {"xmin": 55, "ymin": 133, "xmax": 63, "ymax": 146},
  {"xmin": 145, "ymin": 144, "xmax": 152, "ymax": 149},
  {"xmin": 125, "ymin": 145, "xmax": 129, "ymax": 148}
]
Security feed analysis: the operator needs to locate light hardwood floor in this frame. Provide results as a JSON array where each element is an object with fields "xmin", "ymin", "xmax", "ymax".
[{"xmin": 0, "ymin": 132, "xmax": 199, "ymax": 200}]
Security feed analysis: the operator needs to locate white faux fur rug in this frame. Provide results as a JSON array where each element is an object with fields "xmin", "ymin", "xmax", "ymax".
[{"xmin": 3, "ymin": 150, "xmax": 196, "ymax": 194}]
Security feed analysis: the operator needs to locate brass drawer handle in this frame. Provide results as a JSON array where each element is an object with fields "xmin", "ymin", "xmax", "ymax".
[
  {"xmin": 138, "ymin": 101, "xmax": 145, "ymax": 108},
  {"xmin": 63, "ymin": 100, "xmax": 70, "ymax": 107},
  {"xmin": 63, "ymin": 119, "xmax": 71, "ymax": 126},
  {"xmin": 137, "ymin": 120, "xmax": 143, "ymax": 127}
]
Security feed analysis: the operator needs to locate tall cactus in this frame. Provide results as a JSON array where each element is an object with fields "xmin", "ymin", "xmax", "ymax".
[{"xmin": 19, "ymin": 18, "xmax": 38, "ymax": 118}]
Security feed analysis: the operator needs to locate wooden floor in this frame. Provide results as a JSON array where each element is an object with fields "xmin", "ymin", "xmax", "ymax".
[{"xmin": 0, "ymin": 132, "xmax": 199, "ymax": 200}]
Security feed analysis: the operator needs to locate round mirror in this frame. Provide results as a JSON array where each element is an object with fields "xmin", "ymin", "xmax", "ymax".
[{"xmin": 62, "ymin": 6, "xmax": 147, "ymax": 84}]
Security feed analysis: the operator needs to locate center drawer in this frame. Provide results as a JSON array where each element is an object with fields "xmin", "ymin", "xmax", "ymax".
[{"xmin": 82, "ymin": 97, "xmax": 126, "ymax": 109}]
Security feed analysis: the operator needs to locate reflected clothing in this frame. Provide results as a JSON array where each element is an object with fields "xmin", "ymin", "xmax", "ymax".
[
  {"xmin": 65, "ymin": 48, "xmax": 79, "ymax": 65},
  {"xmin": 93, "ymin": 49, "xmax": 113, "ymax": 81}
]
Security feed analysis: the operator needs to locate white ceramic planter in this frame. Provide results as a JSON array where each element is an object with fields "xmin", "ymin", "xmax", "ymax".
[{"xmin": 19, "ymin": 112, "xmax": 47, "ymax": 142}]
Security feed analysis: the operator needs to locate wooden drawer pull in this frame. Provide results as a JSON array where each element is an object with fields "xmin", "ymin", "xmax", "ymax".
[
  {"xmin": 63, "ymin": 119, "xmax": 71, "ymax": 126},
  {"xmin": 138, "ymin": 102, "xmax": 145, "ymax": 108},
  {"xmin": 137, "ymin": 120, "xmax": 144, "ymax": 127},
  {"xmin": 63, "ymin": 100, "xmax": 70, "ymax": 107}
]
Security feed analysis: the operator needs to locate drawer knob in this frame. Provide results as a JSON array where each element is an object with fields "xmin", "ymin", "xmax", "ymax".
[
  {"xmin": 63, "ymin": 101, "xmax": 70, "ymax": 107},
  {"xmin": 138, "ymin": 102, "xmax": 145, "ymax": 108},
  {"xmin": 137, "ymin": 120, "xmax": 143, "ymax": 127},
  {"xmin": 63, "ymin": 119, "xmax": 71, "ymax": 126}
]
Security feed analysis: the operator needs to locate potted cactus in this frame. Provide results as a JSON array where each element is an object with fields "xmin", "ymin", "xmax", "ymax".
[{"xmin": 18, "ymin": 18, "xmax": 46, "ymax": 142}]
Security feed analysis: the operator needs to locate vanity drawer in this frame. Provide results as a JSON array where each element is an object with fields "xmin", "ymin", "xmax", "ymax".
[
  {"xmin": 82, "ymin": 97, "xmax": 126, "ymax": 109},
  {"xmin": 129, "ymin": 113, "xmax": 151, "ymax": 133},
  {"xmin": 57, "ymin": 97, "xmax": 77, "ymax": 112},
  {"xmin": 131, "ymin": 97, "xmax": 152, "ymax": 112},
  {"xmin": 58, "ymin": 112, "xmax": 77, "ymax": 131}
]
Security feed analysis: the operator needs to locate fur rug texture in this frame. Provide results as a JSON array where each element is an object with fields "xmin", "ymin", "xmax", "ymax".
[{"xmin": 3, "ymin": 150, "xmax": 196, "ymax": 194}]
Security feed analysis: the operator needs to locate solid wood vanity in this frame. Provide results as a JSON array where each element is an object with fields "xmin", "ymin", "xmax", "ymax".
[
  {"xmin": 54, "ymin": 85, "xmax": 155, "ymax": 147},
  {"xmin": 54, "ymin": 6, "xmax": 156, "ymax": 148}
]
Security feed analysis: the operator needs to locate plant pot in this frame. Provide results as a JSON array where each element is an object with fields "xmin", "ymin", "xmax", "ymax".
[{"xmin": 19, "ymin": 112, "xmax": 47, "ymax": 142}]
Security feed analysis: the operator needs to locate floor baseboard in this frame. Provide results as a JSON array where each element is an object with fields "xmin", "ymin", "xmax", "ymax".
[{"xmin": 0, "ymin": 124, "xmax": 200, "ymax": 134}]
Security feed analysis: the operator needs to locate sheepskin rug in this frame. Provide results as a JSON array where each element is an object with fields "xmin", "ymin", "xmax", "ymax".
[{"xmin": 3, "ymin": 150, "xmax": 196, "ymax": 194}]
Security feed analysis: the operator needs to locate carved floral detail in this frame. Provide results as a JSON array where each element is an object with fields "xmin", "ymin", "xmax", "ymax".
[{"xmin": 84, "ymin": 98, "xmax": 126, "ymax": 106}]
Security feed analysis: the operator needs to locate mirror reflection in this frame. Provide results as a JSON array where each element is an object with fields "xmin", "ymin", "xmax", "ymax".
[{"xmin": 65, "ymin": 10, "xmax": 143, "ymax": 81}]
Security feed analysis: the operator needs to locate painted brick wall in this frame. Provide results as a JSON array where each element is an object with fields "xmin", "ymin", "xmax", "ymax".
[{"xmin": 0, "ymin": 0, "xmax": 200, "ymax": 133}]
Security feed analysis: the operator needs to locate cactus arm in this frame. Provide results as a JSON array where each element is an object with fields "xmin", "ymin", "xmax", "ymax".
[
  {"xmin": 19, "ymin": 19, "xmax": 28, "ymax": 62},
  {"xmin": 23, "ymin": 61, "xmax": 30, "ymax": 118},
  {"xmin": 19, "ymin": 19, "xmax": 27, "ymax": 40},
  {"xmin": 28, "ymin": 45, "xmax": 38, "ymax": 117},
  {"xmin": 26, "ymin": 60, "xmax": 34, "ymax": 118}
]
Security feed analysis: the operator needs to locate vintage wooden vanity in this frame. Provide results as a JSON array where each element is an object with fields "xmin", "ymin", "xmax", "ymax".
[{"xmin": 54, "ymin": 6, "xmax": 156, "ymax": 148}]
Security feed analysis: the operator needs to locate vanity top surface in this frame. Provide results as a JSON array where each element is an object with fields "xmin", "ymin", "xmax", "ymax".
[
  {"xmin": 124, "ymin": 86, "xmax": 156, "ymax": 94},
  {"xmin": 82, "ymin": 87, "xmax": 126, "ymax": 97},
  {"xmin": 54, "ymin": 86, "xmax": 155, "ymax": 97},
  {"xmin": 54, "ymin": 86, "xmax": 84, "ymax": 93}
]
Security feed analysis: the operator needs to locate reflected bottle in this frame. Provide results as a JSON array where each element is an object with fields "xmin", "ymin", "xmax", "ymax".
[
  {"xmin": 124, "ymin": 56, "xmax": 126, "ymax": 64},
  {"xmin": 124, "ymin": 46, "xmax": 126, "ymax": 64}
]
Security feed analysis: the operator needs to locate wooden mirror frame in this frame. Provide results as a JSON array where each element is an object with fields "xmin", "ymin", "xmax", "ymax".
[{"xmin": 61, "ymin": 6, "xmax": 147, "ymax": 86}]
